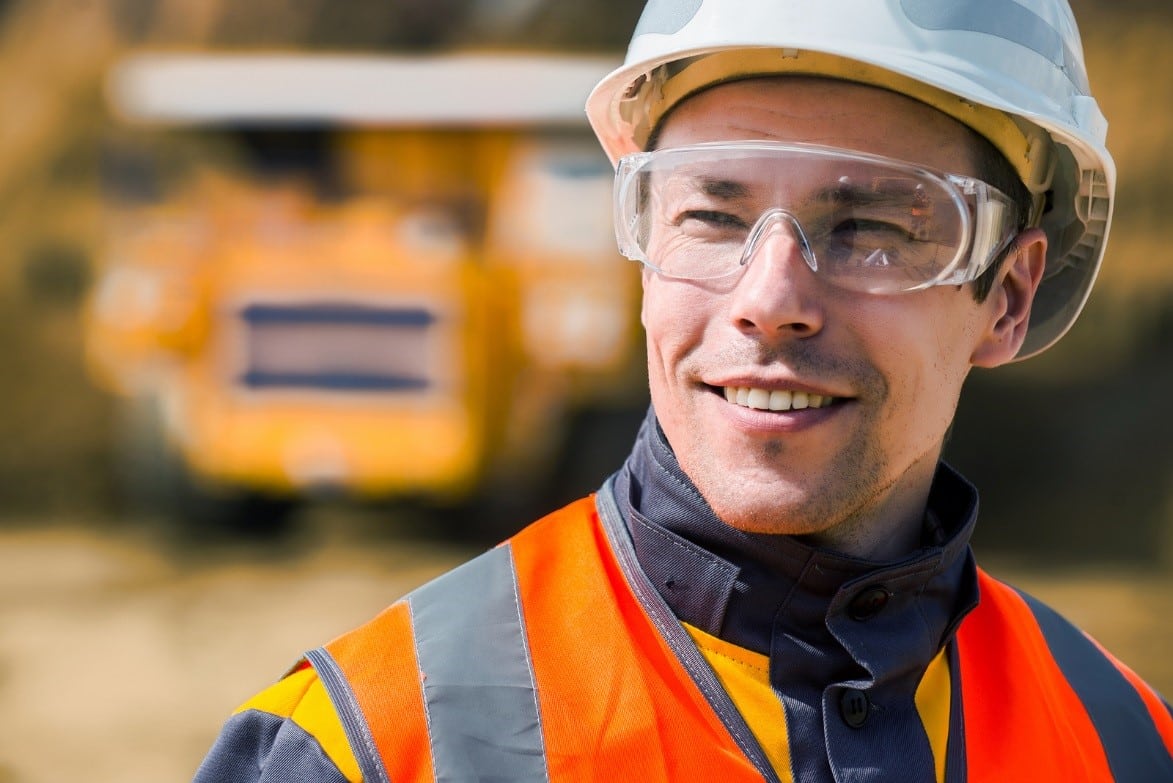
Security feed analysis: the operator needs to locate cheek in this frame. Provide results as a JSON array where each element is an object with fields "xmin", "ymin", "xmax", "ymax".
[
  {"xmin": 641, "ymin": 281, "xmax": 716, "ymax": 419},
  {"xmin": 641, "ymin": 279, "xmax": 714, "ymax": 353},
  {"xmin": 639, "ymin": 270, "xmax": 652, "ymax": 330},
  {"xmin": 887, "ymin": 308, "xmax": 977, "ymax": 437},
  {"xmin": 852, "ymin": 303, "xmax": 966, "ymax": 426}
]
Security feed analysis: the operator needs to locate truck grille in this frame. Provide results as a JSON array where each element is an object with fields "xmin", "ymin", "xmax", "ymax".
[{"xmin": 236, "ymin": 302, "xmax": 439, "ymax": 392}]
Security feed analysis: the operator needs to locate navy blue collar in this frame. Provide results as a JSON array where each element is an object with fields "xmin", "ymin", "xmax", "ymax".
[{"xmin": 612, "ymin": 407, "xmax": 980, "ymax": 681}]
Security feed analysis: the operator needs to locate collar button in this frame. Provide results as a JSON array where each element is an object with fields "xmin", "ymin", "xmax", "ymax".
[
  {"xmin": 839, "ymin": 688, "xmax": 870, "ymax": 728},
  {"xmin": 848, "ymin": 586, "xmax": 891, "ymax": 620}
]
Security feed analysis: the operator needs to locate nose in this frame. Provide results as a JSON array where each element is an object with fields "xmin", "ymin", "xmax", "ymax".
[{"xmin": 727, "ymin": 210, "xmax": 825, "ymax": 338}]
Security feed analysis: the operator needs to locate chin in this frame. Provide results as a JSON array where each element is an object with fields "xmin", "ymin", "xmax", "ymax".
[{"xmin": 705, "ymin": 491, "xmax": 831, "ymax": 537}]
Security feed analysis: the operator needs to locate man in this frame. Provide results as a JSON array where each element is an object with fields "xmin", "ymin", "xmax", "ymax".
[{"xmin": 195, "ymin": 1, "xmax": 1173, "ymax": 781}]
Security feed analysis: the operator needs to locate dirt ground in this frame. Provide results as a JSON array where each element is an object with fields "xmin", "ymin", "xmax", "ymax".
[
  {"xmin": 0, "ymin": 508, "xmax": 480, "ymax": 783},
  {"xmin": 0, "ymin": 510, "xmax": 1169, "ymax": 783}
]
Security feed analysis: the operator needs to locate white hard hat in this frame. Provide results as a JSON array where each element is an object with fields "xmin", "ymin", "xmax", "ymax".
[{"xmin": 587, "ymin": 0, "xmax": 1114, "ymax": 359}]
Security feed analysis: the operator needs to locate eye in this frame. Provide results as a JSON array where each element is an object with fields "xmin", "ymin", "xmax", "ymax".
[
  {"xmin": 674, "ymin": 209, "xmax": 748, "ymax": 230},
  {"xmin": 833, "ymin": 217, "xmax": 915, "ymax": 241}
]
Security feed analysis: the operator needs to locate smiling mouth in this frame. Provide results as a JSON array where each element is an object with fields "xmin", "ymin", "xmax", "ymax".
[{"xmin": 721, "ymin": 385, "xmax": 839, "ymax": 412}]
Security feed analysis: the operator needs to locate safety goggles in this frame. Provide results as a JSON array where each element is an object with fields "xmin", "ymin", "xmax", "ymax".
[{"xmin": 613, "ymin": 141, "xmax": 1020, "ymax": 294}]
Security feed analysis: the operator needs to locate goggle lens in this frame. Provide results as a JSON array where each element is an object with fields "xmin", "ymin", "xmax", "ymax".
[{"xmin": 615, "ymin": 142, "xmax": 1018, "ymax": 294}]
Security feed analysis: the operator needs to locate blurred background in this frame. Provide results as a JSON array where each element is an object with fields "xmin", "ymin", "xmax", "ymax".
[{"xmin": 0, "ymin": 1, "xmax": 1169, "ymax": 781}]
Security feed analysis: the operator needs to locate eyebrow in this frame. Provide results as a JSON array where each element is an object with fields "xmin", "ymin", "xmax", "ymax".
[
  {"xmin": 693, "ymin": 176, "xmax": 752, "ymax": 200},
  {"xmin": 816, "ymin": 177, "xmax": 932, "ymax": 209},
  {"xmin": 685, "ymin": 175, "xmax": 922, "ymax": 214},
  {"xmin": 813, "ymin": 182, "xmax": 887, "ymax": 206},
  {"xmin": 692, "ymin": 176, "xmax": 899, "ymax": 210}
]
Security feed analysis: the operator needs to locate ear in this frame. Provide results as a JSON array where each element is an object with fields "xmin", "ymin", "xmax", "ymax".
[{"xmin": 971, "ymin": 227, "xmax": 1047, "ymax": 368}]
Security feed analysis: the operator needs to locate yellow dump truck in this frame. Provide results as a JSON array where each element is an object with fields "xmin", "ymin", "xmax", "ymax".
[{"xmin": 85, "ymin": 53, "xmax": 645, "ymax": 535}]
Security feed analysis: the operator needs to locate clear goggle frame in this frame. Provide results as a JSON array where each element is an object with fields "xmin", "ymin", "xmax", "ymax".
[{"xmin": 613, "ymin": 141, "xmax": 1020, "ymax": 294}]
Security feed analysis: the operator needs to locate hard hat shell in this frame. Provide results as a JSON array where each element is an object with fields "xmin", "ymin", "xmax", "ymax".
[{"xmin": 587, "ymin": 0, "xmax": 1115, "ymax": 360}]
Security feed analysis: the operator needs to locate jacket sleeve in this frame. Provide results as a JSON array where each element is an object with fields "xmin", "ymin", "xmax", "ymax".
[{"xmin": 193, "ymin": 666, "xmax": 362, "ymax": 783}]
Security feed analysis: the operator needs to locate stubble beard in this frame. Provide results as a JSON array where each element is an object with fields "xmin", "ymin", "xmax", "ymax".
[
  {"xmin": 683, "ymin": 421, "xmax": 891, "ymax": 542},
  {"xmin": 672, "ymin": 341, "xmax": 901, "ymax": 543}
]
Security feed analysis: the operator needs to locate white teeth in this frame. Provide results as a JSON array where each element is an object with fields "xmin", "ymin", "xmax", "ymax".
[
  {"xmin": 746, "ymin": 388, "xmax": 771, "ymax": 410},
  {"xmin": 724, "ymin": 386, "xmax": 834, "ymax": 412}
]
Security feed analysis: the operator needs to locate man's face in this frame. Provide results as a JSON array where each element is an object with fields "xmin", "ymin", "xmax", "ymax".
[{"xmin": 642, "ymin": 77, "xmax": 1027, "ymax": 554}]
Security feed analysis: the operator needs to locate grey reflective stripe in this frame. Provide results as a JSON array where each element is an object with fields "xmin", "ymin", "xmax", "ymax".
[
  {"xmin": 901, "ymin": 0, "xmax": 1089, "ymax": 93},
  {"xmin": 409, "ymin": 544, "xmax": 549, "ymax": 783},
  {"xmin": 306, "ymin": 647, "xmax": 394, "ymax": 783},
  {"xmin": 633, "ymin": 0, "xmax": 704, "ymax": 38},
  {"xmin": 1017, "ymin": 590, "xmax": 1173, "ymax": 781}
]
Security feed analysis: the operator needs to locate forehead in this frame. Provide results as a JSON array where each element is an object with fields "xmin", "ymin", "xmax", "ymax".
[{"xmin": 656, "ymin": 77, "xmax": 984, "ymax": 179}]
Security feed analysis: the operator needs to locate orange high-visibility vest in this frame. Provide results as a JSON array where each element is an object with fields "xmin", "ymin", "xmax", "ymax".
[{"xmin": 305, "ymin": 491, "xmax": 1173, "ymax": 782}]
